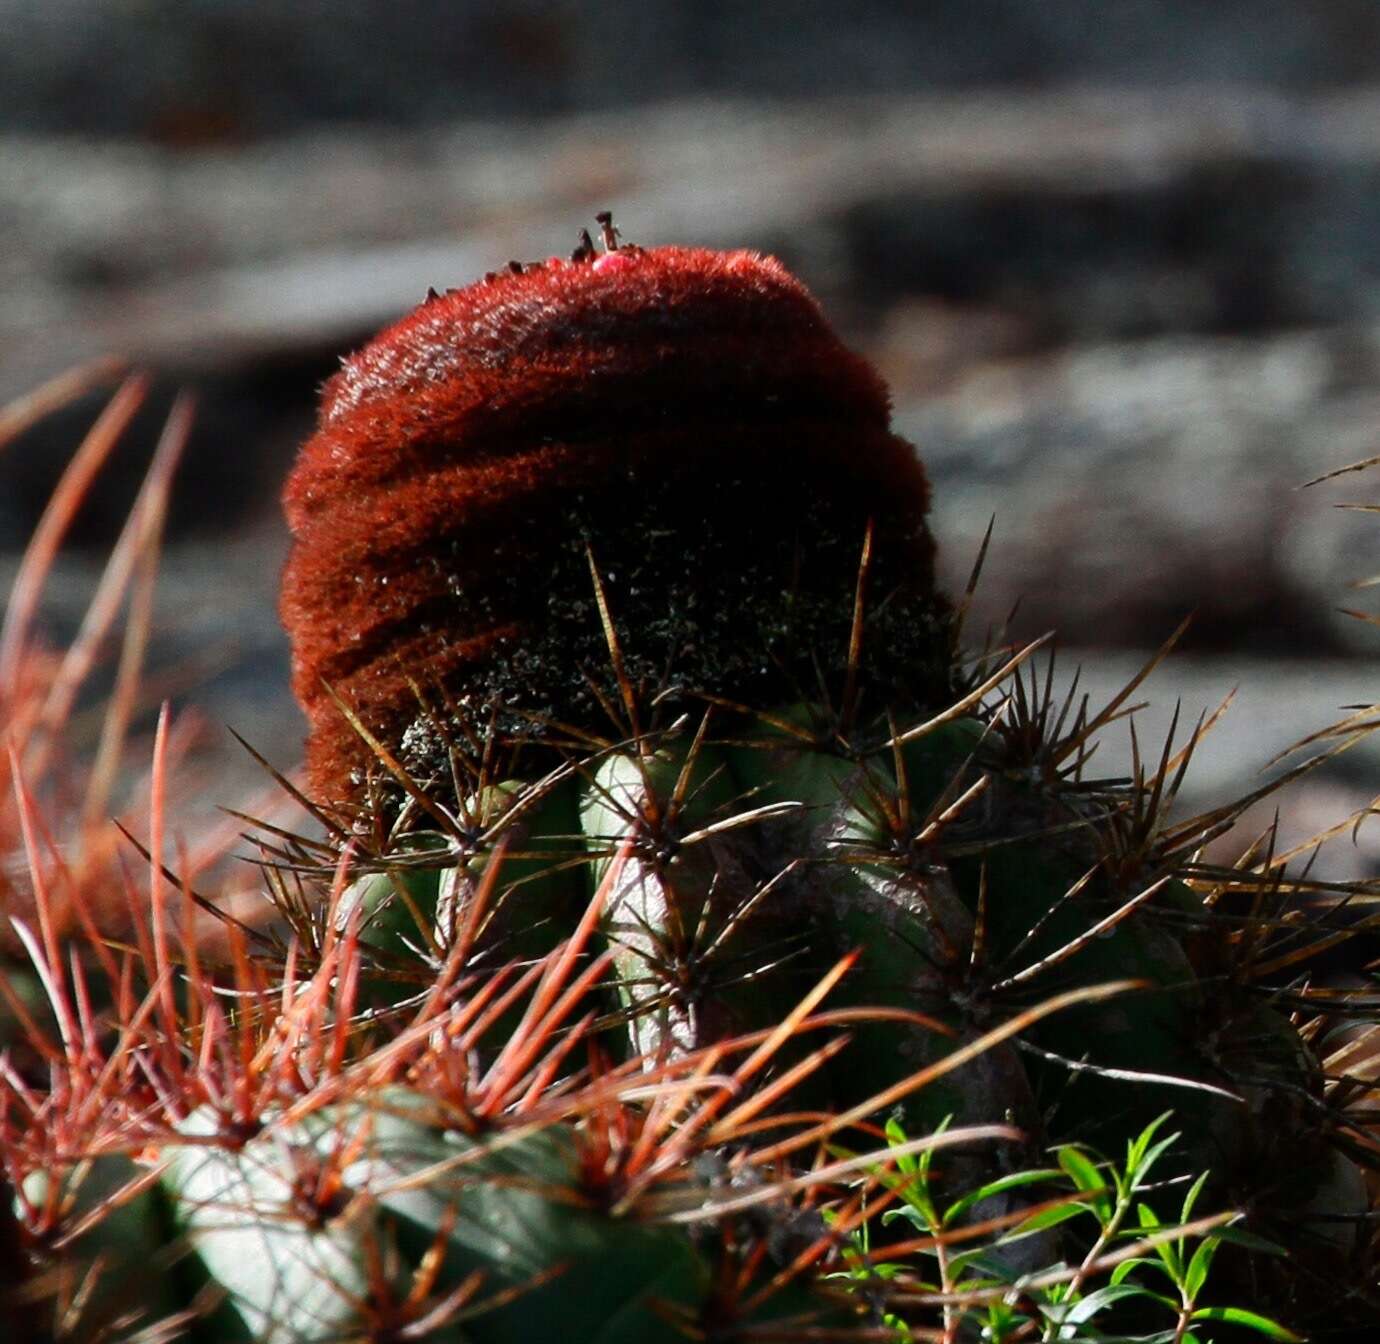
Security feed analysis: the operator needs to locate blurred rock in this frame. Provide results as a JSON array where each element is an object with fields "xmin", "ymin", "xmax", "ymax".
[
  {"xmin": 7, "ymin": 1, "xmax": 1380, "ymax": 140},
  {"xmin": 1039, "ymin": 648, "xmax": 1380, "ymax": 882},
  {"xmin": 11, "ymin": 88, "xmax": 1380, "ymax": 387},
  {"xmin": 905, "ymin": 326, "xmax": 1380, "ymax": 654}
]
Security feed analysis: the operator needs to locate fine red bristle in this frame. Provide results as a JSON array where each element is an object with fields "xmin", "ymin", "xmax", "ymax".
[{"xmin": 281, "ymin": 236, "xmax": 949, "ymax": 808}]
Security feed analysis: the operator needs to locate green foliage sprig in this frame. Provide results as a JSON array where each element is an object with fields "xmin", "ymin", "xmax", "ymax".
[{"xmin": 830, "ymin": 1114, "xmax": 1301, "ymax": 1343}]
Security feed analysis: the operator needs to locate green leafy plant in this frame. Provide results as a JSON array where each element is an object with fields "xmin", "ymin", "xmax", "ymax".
[{"xmin": 830, "ymin": 1113, "xmax": 1302, "ymax": 1342}]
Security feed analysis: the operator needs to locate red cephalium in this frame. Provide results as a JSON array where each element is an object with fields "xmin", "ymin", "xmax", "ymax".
[{"xmin": 281, "ymin": 225, "xmax": 951, "ymax": 808}]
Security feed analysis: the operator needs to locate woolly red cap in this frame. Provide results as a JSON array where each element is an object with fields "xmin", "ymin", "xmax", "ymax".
[{"xmin": 281, "ymin": 240, "xmax": 949, "ymax": 808}]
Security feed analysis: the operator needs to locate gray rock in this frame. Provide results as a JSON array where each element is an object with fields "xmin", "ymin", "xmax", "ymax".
[
  {"xmin": 6, "ymin": 2, "xmax": 1380, "ymax": 138},
  {"xmin": 903, "ymin": 326, "xmax": 1380, "ymax": 653}
]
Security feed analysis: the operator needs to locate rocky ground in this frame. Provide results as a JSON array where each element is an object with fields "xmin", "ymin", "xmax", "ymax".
[{"xmin": 4, "ymin": 90, "xmax": 1380, "ymax": 878}]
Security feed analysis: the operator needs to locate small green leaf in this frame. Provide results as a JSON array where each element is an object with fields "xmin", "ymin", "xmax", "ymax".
[
  {"xmin": 914, "ymin": 1114, "xmax": 951, "ymax": 1185},
  {"xmin": 1008, "ymin": 1201, "xmax": 1089, "ymax": 1236},
  {"xmin": 880, "ymin": 1205, "xmax": 928, "ymax": 1233},
  {"xmin": 1135, "ymin": 1130, "xmax": 1185, "ymax": 1187},
  {"xmin": 1137, "ymin": 1204, "xmax": 1183, "ymax": 1281},
  {"xmin": 1058, "ymin": 1282, "xmax": 1165, "ymax": 1324},
  {"xmin": 1110, "ymin": 1257, "xmax": 1159, "ymax": 1285},
  {"xmin": 1057, "ymin": 1147, "xmax": 1112, "ymax": 1219},
  {"xmin": 1126, "ymin": 1112, "xmax": 1174, "ymax": 1171},
  {"xmin": 941, "ymin": 1167, "xmax": 1064, "ymax": 1225},
  {"xmin": 1183, "ymin": 1234, "xmax": 1220, "ymax": 1302},
  {"xmin": 1213, "ymin": 1225, "xmax": 1286, "ymax": 1255},
  {"xmin": 945, "ymin": 1246, "xmax": 1012, "ymax": 1279},
  {"xmin": 1189, "ymin": 1306, "xmax": 1303, "ymax": 1340},
  {"xmin": 1180, "ymin": 1169, "xmax": 1210, "ymax": 1224},
  {"xmin": 884, "ymin": 1115, "xmax": 919, "ymax": 1176}
]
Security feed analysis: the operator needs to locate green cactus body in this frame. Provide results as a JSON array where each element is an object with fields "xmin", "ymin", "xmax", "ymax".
[
  {"xmin": 337, "ymin": 777, "xmax": 584, "ymax": 1016},
  {"xmin": 161, "ymin": 1092, "xmax": 844, "ymax": 1343},
  {"xmin": 152, "ymin": 671, "xmax": 1356, "ymax": 1339},
  {"xmin": 948, "ymin": 836, "xmax": 1202, "ymax": 1129},
  {"xmin": 13, "ymin": 1157, "xmax": 180, "ymax": 1340},
  {"xmin": 578, "ymin": 741, "xmax": 796, "ymax": 1059},
  {"xmin": 805, "ymin": 764, "xmax": 1037, "ymax": 1139},
  {"xmin": 336, "ymin": 830, "xmax": 455, "ymax": 961},
  {"xmin": 164, "ymin": 1106, "xmax": 381, "ymax": 1343},
  {"xmin": 716, "ymin": 718, "xmax": 1027, "ymax": 1130}
]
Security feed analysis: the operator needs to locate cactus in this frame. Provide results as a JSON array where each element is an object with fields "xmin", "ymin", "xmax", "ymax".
[
  {"xmin": 4, "ymin": 828, "xmax": 1038, "ymax": 1341},
  {"xmin": 3, "ymin": 223, "xmax": 1379, "ymax": 1339},
  {"xmin": 277, "ymin": 218, "xmax": 1376, "ymax": 1325}
]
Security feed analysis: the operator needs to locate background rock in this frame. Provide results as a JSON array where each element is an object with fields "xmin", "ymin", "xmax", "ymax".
[{"xmin": 8, "ymin": 2, "xmax": 1380, "ymax": 139}]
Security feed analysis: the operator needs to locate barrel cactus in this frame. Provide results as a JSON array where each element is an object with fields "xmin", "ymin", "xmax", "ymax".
[
  {"xmin": 4, "ymin": 219, "xmax": 1377, "ymax": 1339},
  {"xmin": 271, "ymin": 216, "xmax": 1373, "ymax": 1322}
]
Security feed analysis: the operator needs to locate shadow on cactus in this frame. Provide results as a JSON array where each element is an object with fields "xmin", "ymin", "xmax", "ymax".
[{"xmin": 3, "ymin": 219, "xmax": 1380, "ymax": 1340}]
